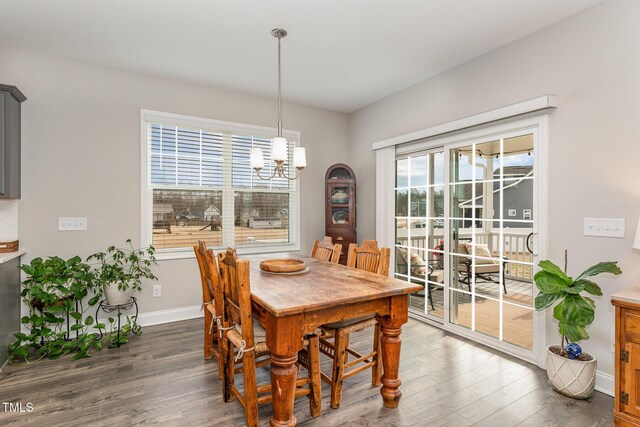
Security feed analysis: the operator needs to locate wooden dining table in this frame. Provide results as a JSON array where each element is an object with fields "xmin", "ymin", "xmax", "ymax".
[{"xmin": 246, "ymin": 253, "xmax": 422, "ymax": 427}]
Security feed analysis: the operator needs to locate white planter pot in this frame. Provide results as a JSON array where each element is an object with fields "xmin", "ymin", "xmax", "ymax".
[
  {"xmin": 546, "ymin": 345, "xmax": 597, "ymax": 399},
  {"xmin": 104, "ymin": 283, "xmax": 133, "ymax": 306}
]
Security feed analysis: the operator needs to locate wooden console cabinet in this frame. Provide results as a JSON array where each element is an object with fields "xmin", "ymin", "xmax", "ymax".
[{"xmin": 612, "ymin": 288, "xmax": 640, "ymax": 426}]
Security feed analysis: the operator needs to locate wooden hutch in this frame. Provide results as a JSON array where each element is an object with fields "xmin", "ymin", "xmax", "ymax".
[{"xmin": 325, "ymin": 164, "xmax": 356, "ymax": 265}]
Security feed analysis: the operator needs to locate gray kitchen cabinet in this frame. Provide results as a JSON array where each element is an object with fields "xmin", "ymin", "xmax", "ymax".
[
  {"xmin": 0, "ymin": 256, "xmax": 20, "ymax": 368},
  {"xmin": 0, "ymin": 84, "xmax": 26, "ymax": 199}
]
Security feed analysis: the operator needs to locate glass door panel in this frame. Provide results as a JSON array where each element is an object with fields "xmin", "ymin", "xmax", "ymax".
[
  {"xmin": 395, "ymin": 150, "xmax": 444, "ymax": 320},
  {"xmin": 447, "ymin": 134, "xmax": 534, "ymax": 350}
]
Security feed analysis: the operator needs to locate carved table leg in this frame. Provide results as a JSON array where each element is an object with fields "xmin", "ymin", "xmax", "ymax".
[
  {"xmin": 266, "ymin": 313, "xmax": 304, "ymax": 427},
  {"xmin": 270, "ymin": 353, "xmax": 299, "ymax": 427},
  {"xmin": 377, "ymin": 295, "xmax": 409, "ymax": 409}
]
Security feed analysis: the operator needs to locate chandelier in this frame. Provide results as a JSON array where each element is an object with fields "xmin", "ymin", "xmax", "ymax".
[{"xmin": 250, "ymin": 28, "xmax": 306, "ymax": 181}]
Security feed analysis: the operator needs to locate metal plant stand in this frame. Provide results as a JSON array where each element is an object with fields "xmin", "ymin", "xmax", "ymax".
[{"xmin": 95, "ymin": 297, "xmax": 141, "ymax": 347}]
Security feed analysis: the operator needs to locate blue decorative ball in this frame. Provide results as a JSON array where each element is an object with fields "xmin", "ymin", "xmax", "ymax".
[{"xmin": 566, "ymin": 343, "xmax": 583, "ymax": 359}]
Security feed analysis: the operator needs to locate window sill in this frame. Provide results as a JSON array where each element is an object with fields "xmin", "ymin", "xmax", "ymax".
[{"xmin": 154, "ymin": 244, "xmax": 301, "ymax": 261}]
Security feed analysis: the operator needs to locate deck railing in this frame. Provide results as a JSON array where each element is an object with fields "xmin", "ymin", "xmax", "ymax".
[{"xmin": 396, "ymin": 228, "xmax": 532, "ymax": 280}]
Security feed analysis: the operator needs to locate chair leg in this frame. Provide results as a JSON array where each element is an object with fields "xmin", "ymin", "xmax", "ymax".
[
  {"xmin": 224, "ymin": 338, "xmax": 235, "ymax": 403},
  {"xmin": 372, "ymin": 323, "xmax": 382, "ymax": 387},
  {"xmin": 204, "ymin": 311, "xmax": 213, "ymax": 360},
  {"xmin": 242, "ymin": 351, "xmax": 259, "ymax": 427},
  {"xmin": 217, "ymin": 332, "xmax": 225, "ymax": 380},
  {"xmin": 427, "ymin": 284, "xmax": 435, "ymax": 310},
  {"xmin": 467, "ymin": 269, "xmax": 472, "ymax": 292},
  {"xmin": 307, "ymin": 335, "xmax": 322, "ymax": 417},
  {"xmin": 502, "ymin": 264, "xmax": 507, "ymax": 294},
  {"xmin": 330, "ymin": 329, "xmax": 348, "ymax": 409}
]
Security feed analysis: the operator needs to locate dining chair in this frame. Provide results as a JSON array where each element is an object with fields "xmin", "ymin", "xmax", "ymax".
[
  {"xmin": 218, "ymin": 248, "xmax": 322, "ymax": 427},
  {"xmin": 193, "ymin": 241, "xmax": 218, "ymax": 362},
  {"xmin": 195, "ymin": 241, "xmax": 231, "ymax": 380},
  {"xmin": 198, "ymin": 243, "xmax": 271, "ymax": 383},
  {"xmin": 310, "ymin": 236, "xmax": 342, "ymax": 263},
  {"xmin": 319, "ymin": 239, "xmax": 390, "ymax": 409}
]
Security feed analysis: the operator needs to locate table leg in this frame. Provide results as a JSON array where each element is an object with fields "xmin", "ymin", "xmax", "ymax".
[
  {"xmin": 270, "ymin": 353, "xmax": 299, "ymax": 427},
  {"xmin": 266, "ymin": 313, "xmax": 304, "ymax": 427},
  {"xmin": 377, "ymin": 295, "xmax": 409, "ymax": 409}
]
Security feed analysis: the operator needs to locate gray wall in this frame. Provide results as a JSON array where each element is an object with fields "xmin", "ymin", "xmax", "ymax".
[
  {"xmin": 0, "ymin": 48, "xmax": 349, "ymax": 314},
  {"xmin": 348, "ymin": 0, "xmax": 640, "ymax": 382}
]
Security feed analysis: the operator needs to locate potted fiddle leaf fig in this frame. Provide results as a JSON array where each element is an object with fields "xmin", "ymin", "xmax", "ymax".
[
  {"xmin": 88, "ymin": 239, "xmax": 157, "ymax": 305},
  {"xmin": 534, "ymin": 254, "xmax": 621, "ymax": 399}
]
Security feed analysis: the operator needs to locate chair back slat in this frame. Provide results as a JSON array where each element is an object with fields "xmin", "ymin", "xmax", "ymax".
[
  {"xmin": 218, "ymin": 248, "xmax": 255, "ymax": 347},
  {"xmin": 311, "ymin": 236, "xmax": 342, "ymax": 263},
  {"xmin": 346, "ymin": 240, "xmax": 391, "ymax": 276},
  {"xmin": 196, "ymin": 241, "xmax": 225, "ymax": 317},
  {"xmin": 193, "ymin": 242, "xmax": 213, "ymax": 303}
]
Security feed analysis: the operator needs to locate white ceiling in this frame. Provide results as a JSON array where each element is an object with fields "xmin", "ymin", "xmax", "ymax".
[{"xmin": 0, "ymin": 0, "xmax": 602, "ymax": 113}]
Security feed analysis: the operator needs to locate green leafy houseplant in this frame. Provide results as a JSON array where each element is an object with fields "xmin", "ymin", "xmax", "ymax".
[
  {"xmin": 534, "ymin": 258, "xmax": 622, "ymax": 349},
  {"xmin": 9, "ymin": 256, "xmax": 105, "ymax": 363},
  {"xmin": 88, "ymin": 239, "xmax": 157, "ymax": 303}
]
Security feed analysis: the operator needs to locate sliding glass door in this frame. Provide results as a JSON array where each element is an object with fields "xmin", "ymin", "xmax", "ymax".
[{"xmin": 395, "ymin": 129, "xmax": 537, "ymax": 353}]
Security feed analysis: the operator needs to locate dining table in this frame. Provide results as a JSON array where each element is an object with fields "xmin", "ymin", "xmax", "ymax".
[{"xmin": 246, "ymin": 253, "xmax": 422, "ymax": 427}]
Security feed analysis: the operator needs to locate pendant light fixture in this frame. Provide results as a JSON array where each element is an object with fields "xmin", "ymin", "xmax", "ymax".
[{"xmin": 250, "ymin": 28, "xmax": 306, "ymax": 180}]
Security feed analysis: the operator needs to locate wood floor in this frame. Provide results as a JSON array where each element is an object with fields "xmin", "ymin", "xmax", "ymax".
[{"xmin": 0, "ymin": 318, "xmax": 613, "ymax": 426}]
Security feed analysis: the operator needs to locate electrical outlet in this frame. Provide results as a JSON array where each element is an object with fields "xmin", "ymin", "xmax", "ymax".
[
  {"xmin": 583, "ymin": 218, "xmax": 625, "ymax": 238},
  {"xmin": 152, "ymin": 284, "xmax": 161, "ymax": 298},
  {"xmin": 58, "ymin": 217, "xmax": 87, "ymax": 231}
]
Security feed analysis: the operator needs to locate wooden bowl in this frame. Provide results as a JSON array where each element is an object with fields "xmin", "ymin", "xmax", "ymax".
[{"xmin": 260, "ymin": 258, "xmax": 307, "ymax": 273}]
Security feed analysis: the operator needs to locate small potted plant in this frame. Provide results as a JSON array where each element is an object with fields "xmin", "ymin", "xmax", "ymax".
[
  {"xmin": 534, "ymin": 253, "xmax": 621, "ymax": 398},
  {"xmin": 88, "ymin": 239, "xmax": 157, "ymax": 305}
]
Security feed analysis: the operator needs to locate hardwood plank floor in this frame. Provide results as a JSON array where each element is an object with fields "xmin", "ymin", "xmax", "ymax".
[{"xmin": 0, "ymin": 318, "xmax": 613, "ymax": 426}]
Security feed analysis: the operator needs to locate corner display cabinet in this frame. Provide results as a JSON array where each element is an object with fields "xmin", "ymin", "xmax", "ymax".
[{"xmin": 325, "ymin": 164, "xmax": 356, "ymax": 265}]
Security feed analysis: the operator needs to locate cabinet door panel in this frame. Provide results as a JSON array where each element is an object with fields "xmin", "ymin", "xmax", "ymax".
[
  {"xmin": 625, "ymin": 310, "xmax": 640, "ymax": 345},
  {"xmin": 0, "ymin": 93, "xmax": 5, "ymax": 196},
  {"xmin": 624, "ymin": 342, "xmax": 640, "ymax": 418}
]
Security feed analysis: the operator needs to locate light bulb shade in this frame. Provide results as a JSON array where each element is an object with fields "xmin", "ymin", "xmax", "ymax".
[
  {"xmin": 293, "ymin": 147, "xmax": 306, "ymax": 168},
  {"xmin": 250, "ymin": 147, "xmax": 264, "ymax": 169},
  {"xmin": 272, "ymin": 137, "xmax": 288, "ymax": 162},
  {"xmin": 634, "ymin": 216, "xmax": 640, "ymax": 249}
]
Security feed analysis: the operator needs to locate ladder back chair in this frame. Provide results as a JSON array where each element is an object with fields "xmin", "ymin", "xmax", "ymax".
[
  {"xmin": 319, "ymin": 239, "xmax": 391, "ymax": 408},
  {"xmin": 218, "ymin": 248, "xmax": 322, "ymax": 427},
  {"xmin": 310, "ymin": 236, "xmax": 342, "ymax": 263},
  {"xmin": 195, "ymin": 241, "xmax": 231, "ymax": 379},
  {"xmin": 193, "ymin": 242, "xmax": 218, "ymax": 361}
]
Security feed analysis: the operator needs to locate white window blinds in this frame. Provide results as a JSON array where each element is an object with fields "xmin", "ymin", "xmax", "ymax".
[{"xmin": 142, "ymin": 111, "xmax": 300, "ymax": 257}]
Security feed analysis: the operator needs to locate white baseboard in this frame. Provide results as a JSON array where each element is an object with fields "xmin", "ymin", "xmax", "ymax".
[
  {"xmin": 595, "ymin": 370, "xmax": 614, "ymax": 397},
  {"xmin": 96, "ymin": 304, "xmax": 203, "ymax": 330},
  {"xmin": 134, "ymin": 304, "xmax": 203, "ymax": 327}
]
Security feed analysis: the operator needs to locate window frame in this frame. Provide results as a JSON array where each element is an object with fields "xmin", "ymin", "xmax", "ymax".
[{"xmin": 140, "ymin": 109, "xmax": 301, "ymax": 260}]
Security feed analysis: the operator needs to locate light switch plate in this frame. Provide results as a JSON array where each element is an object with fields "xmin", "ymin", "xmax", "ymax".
[
  {"xmin": 583, "ymin": 218, "xmax": 625, "ymax": 238},
  {"xmin": 58, "ymin": 217, "xmax": 87, "ymax": 231}
]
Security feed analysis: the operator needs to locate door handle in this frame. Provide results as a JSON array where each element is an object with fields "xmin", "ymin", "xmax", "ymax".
[{"xmin": 336, "ymin": 236, "xmax": 344, "ymax": 241}]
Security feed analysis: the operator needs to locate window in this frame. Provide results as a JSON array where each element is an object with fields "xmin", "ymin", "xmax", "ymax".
[{"xmin": 141, "ymin": 110, "xmax": 300, "ymax": 258}]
